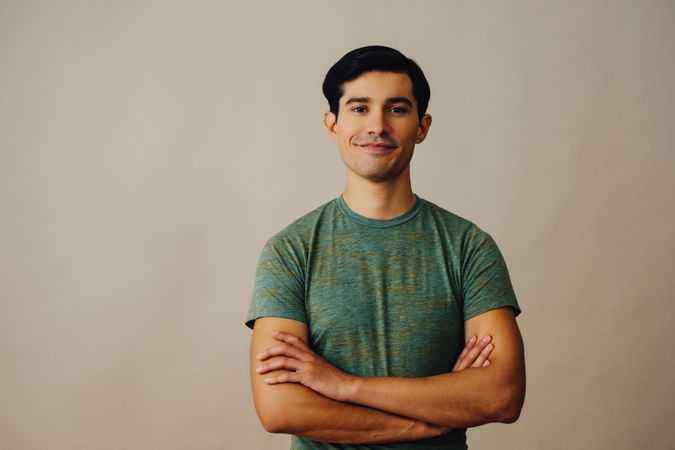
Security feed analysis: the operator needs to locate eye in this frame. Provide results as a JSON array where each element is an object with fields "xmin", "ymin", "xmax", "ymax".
[
  {"xmin": 389, "ymin": 106, "xmax": 408, "ymax": 114},
  {"xmin": 351, "ymin": 106, "xmax": 367, "ymax": 113}
]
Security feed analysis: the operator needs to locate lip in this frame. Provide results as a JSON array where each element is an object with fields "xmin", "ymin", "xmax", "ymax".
[{"xmin": 357, "ymin": 143, "xmax": 397, "ymax": 154}]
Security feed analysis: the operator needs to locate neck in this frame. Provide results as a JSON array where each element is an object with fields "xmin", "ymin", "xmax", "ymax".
[{"xmin": 341, "ymin": 167, "xmax": 416, "ymax": 220}]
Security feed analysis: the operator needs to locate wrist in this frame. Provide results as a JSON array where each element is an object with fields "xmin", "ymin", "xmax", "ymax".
[
  {"xmin": 404, "ymin": 420, "xmax": 449, "ymax": 441},
  {"xmin": 341, "ymin": 374, "xmax": 363, "ymax": 403}
]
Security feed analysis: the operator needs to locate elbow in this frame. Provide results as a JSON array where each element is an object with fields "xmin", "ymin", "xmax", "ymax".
[
  {"xmin": 259, "ymin": 413, "xmax": 284, "ymax": 434},
  {"xmin": 257, "ymin": 404, "xmax": 292, "ymax": 434},
  {"xmin": 252, "ymin": 377, "xmax": 314, "ymax": 434},
  {"xmin": 493, "ymin": 385, "xmax": 525, "ymax": 424},
  {"xmin": 258, "ymin": 413, "xmax": 288, "ymax": 433},
  {"xmin": 257, "ymin": 400, "xmax": 310, "ymax": 434},
  {"xmin": 496, "ymin": 401, "xmax": 522, "ymax": 424}
]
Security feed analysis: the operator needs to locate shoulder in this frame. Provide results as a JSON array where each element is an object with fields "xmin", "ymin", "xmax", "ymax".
[
  {"xmin": 420, "ymin": 198, "xmax": 474, "ymax": 227},
  {"xmin": 418, "ymin": 197, "xmax": 502, "ymax": 256},
  {"xmin": 262, "ymin": 198, "xmax": 337, "ymax": 252},
  {"xmin": 418, "ymin": 197, "xmax": 484, "ymax": 238}
]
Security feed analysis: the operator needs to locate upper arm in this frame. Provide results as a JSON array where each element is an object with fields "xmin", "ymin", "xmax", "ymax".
[
  {"xmin": 249, "ymin": 316, "xmax": 310, "ymax": 432},
  {"xmin": 249, "ymin": 318, "xmax": 436, "ymax": 442},
  {"xmin": 464, "ymin": 307, "xmax": 525, "ymax": 419}
]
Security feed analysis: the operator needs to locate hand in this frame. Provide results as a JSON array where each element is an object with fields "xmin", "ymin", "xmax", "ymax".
[
  {"xmin": 256, "ymin": 330, "xmax": 356, "ymax": 402},
  {"xmin": 406, "ymin": 335, "xmax": 494, "ymax": 439},
  {"xmin": 257, "ymin": 331, "xmax": 494, "ymax": 402},
  {"xmin": 452, "ymin": 334, "xmax": 494, "ymax": 371},
  {"xmin": 404, "ymin": 419, "xmax": 451, "ymax": 441}
]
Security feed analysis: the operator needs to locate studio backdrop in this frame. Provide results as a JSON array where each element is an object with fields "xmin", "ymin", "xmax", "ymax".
[{"xmin": 1, "ymin": 1, "xmax": 673, "ymax": 449}]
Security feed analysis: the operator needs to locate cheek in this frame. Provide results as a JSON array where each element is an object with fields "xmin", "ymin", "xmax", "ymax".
[
  {"xmin": 335, "ymin": 139, "xmax": 350, "ymax": 158},
  {"xmin": 338, "ymin": 134, "xmax": 355, "ymax": 150},
  {"xmin": 407, "ymin": 121, "xmax": 421, "ymax": 135},
  {"xmin": 408, "ymin": 125, "xmax": 423, "ymax": 142}
]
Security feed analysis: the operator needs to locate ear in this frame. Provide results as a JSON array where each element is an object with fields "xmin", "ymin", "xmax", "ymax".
[
  {"xmin": 415, "ymin": 114, "xmax": 432, "ymax": 144},
  {"xmin": 324, "ymin": 111, "xmax": 338, "ymax": 142}
]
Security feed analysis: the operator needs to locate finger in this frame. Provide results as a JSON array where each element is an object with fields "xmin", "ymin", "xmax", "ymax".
[
  {"xmin": 272, "ymin": 330, "xmax": 312, "ymax": 352},
  {"xmin": 482, "ymin": 360, "xmax": 490, "ymax": 367},
  {"xmin": 257, "ymin": 343, "xmax": 307, "ymax": 362},
  {"xmin": 256, "ymin": 356, "xmax": 304, "ymax": 374},
  {"xmin": 458, "ymin": 336, "xmax": 477, "ymax": 360},
  {"xmin": 470, "ymin": 342, "xmax": 494, "ymax": 368},
  {"xmin": 454, "ymin": 335, "xmax": 485, "ymax": 371},
  {"xmin": 459, "ymin": 335, "xmax": 492, "ymax": 370},
  {"xmin": 264, "ymin": 371, "xmax": 303, "ymax": 385},
  {"xmin": 257, "ymin": 343, "xmax": 311, "ymax": 362},
  {"xmin": 452, "ymin": 335, "xmax": 477, "ymax": 371}
]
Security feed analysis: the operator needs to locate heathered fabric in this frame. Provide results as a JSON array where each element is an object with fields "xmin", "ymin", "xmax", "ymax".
[{"xmin": 246, "ymin": 194, "xmax": 520, "ymax": 450}]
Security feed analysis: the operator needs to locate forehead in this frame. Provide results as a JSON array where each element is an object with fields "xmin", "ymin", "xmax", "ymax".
[{"xmin": 340, "ymin": 71, "xmax": 414, "ymax": 104}]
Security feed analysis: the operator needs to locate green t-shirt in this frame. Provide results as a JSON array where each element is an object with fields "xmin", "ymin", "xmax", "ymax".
[{"xmin": 246, "ymin": 194, "xmax": 520, "ymax": 450}]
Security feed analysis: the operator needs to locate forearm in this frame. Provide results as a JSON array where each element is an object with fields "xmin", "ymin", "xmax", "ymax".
[
  {"xmin": 346, "ymin": 360, "xmax": 525, "ymax": 428},
  {"xmin": 342, "ymin": 308, "xmax": 526, "ymax": 428},
  {"xmin": 257, "ymin": 380, "xmax": 446, "ymax": 444},
  {"xmin": 250, "ymin": 318, "xmax": 445, "ymax": 444},
  {"xmin": 256, "ymin": 309, "xmax": 525, "ymax": 432}
]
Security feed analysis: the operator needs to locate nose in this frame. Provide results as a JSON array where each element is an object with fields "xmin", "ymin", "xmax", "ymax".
[{"xmin": 367, "ymin": 110, "xmax": 391, "ymax": 136}]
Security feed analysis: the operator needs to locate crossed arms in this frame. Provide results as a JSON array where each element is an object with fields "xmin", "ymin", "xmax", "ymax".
[{"xmin": 249, "ymin": 307, "xmax": 525, "ymax": 444}]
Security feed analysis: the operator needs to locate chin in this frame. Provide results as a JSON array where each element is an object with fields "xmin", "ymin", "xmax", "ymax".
[{"xmin": 358, "ymin": 168, "xmax": 406, "ymax": 183}]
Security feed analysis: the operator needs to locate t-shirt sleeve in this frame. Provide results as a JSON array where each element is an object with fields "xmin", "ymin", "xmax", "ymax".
[
  {"xmin": 245, "ymin": 235, "xmax": 308, "ymax": 330},
  {"xmin": 461, "ymin": 224, "xmax": 521, "ymax": 320}
]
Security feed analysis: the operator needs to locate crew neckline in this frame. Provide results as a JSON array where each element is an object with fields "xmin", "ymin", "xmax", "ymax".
[{"xmin": 336, "ymin": 194, "xmax": 423, "ymax": 228}]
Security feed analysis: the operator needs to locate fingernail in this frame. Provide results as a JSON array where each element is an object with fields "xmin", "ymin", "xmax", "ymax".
[
  {"xmin": 256, "ymin": 366, "xmax": 264, "ymax": 372},
  {"xmin": 468, "ymin": 335, "xmax": 477, "ymax": 343},
  {"xmin": 264, "ymin": 378, "xmax": 274, "ymax": 383},
  {"xmin": 486, "ymin": 343, "xmax": 494, "ymax": 351},
  {"xmin": 482, "ymin": 335, "xmax": 491, "ymax": 343}
]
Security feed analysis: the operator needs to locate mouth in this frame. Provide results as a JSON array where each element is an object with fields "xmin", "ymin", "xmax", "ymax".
[{"xmin": 357, "ymin": 142, "xmax": 397, "ymax": 155}]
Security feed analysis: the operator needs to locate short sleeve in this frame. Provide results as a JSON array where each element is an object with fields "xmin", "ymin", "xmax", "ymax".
[
  {"xmin": 461, "ymin": 224, "xmax": 521, "ymax": 320},
  {"xmin": 245, "ymin": 235, "xmax": 308, "ymax": 329}
]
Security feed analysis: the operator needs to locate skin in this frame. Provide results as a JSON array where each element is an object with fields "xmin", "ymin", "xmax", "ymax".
[
  {"xmin": 250, "ymin": 70, "xmax": 525, "ymax": 440},
  {"xmin": 250, "ymin": 317, "xmax": 491, "ymax": 444},
  {"xmin": 257, "ymin": 333, "xmax": 493, "ymax": 401},
  {"xmin": 258, "ymin": 307, "xmax": 524, "ymax": 428},
  {"xmin": 251, "ymin": 317, "xmax": 489, "ymax": 444},
  {"xmin": 323, "ymin": 71, "xmax": 432, "ymax": 220}
]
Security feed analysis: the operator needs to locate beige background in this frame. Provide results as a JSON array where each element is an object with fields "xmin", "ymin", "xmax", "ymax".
[{"xmin": 1, "ymin": 1, "xmax": 674, "ymax": 449}]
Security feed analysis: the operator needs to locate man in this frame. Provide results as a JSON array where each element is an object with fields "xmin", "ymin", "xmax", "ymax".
[{"xmin": 245, "ymin": 45, "xmax": 525, "ymax": 449}]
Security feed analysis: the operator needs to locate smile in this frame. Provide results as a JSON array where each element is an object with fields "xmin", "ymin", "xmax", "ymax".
[{"xmin": 357, "ymin": 143, "xmax": 397, "ymax": 155}]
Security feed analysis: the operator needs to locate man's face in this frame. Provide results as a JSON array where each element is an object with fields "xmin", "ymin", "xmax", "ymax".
[{"xmin": 324, "ymin": 71, "xmax": 432, "ymax": 183}]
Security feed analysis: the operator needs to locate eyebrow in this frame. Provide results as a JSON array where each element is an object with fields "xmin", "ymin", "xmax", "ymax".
[{"xmin": 344, "ymin": 96, "xmax": 414, "ymax": 107}]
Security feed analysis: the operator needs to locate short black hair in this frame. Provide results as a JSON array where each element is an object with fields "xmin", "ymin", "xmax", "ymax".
[{"xmin": 322, "ymin": 45, "xmax": 431, "ymax": 123}]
